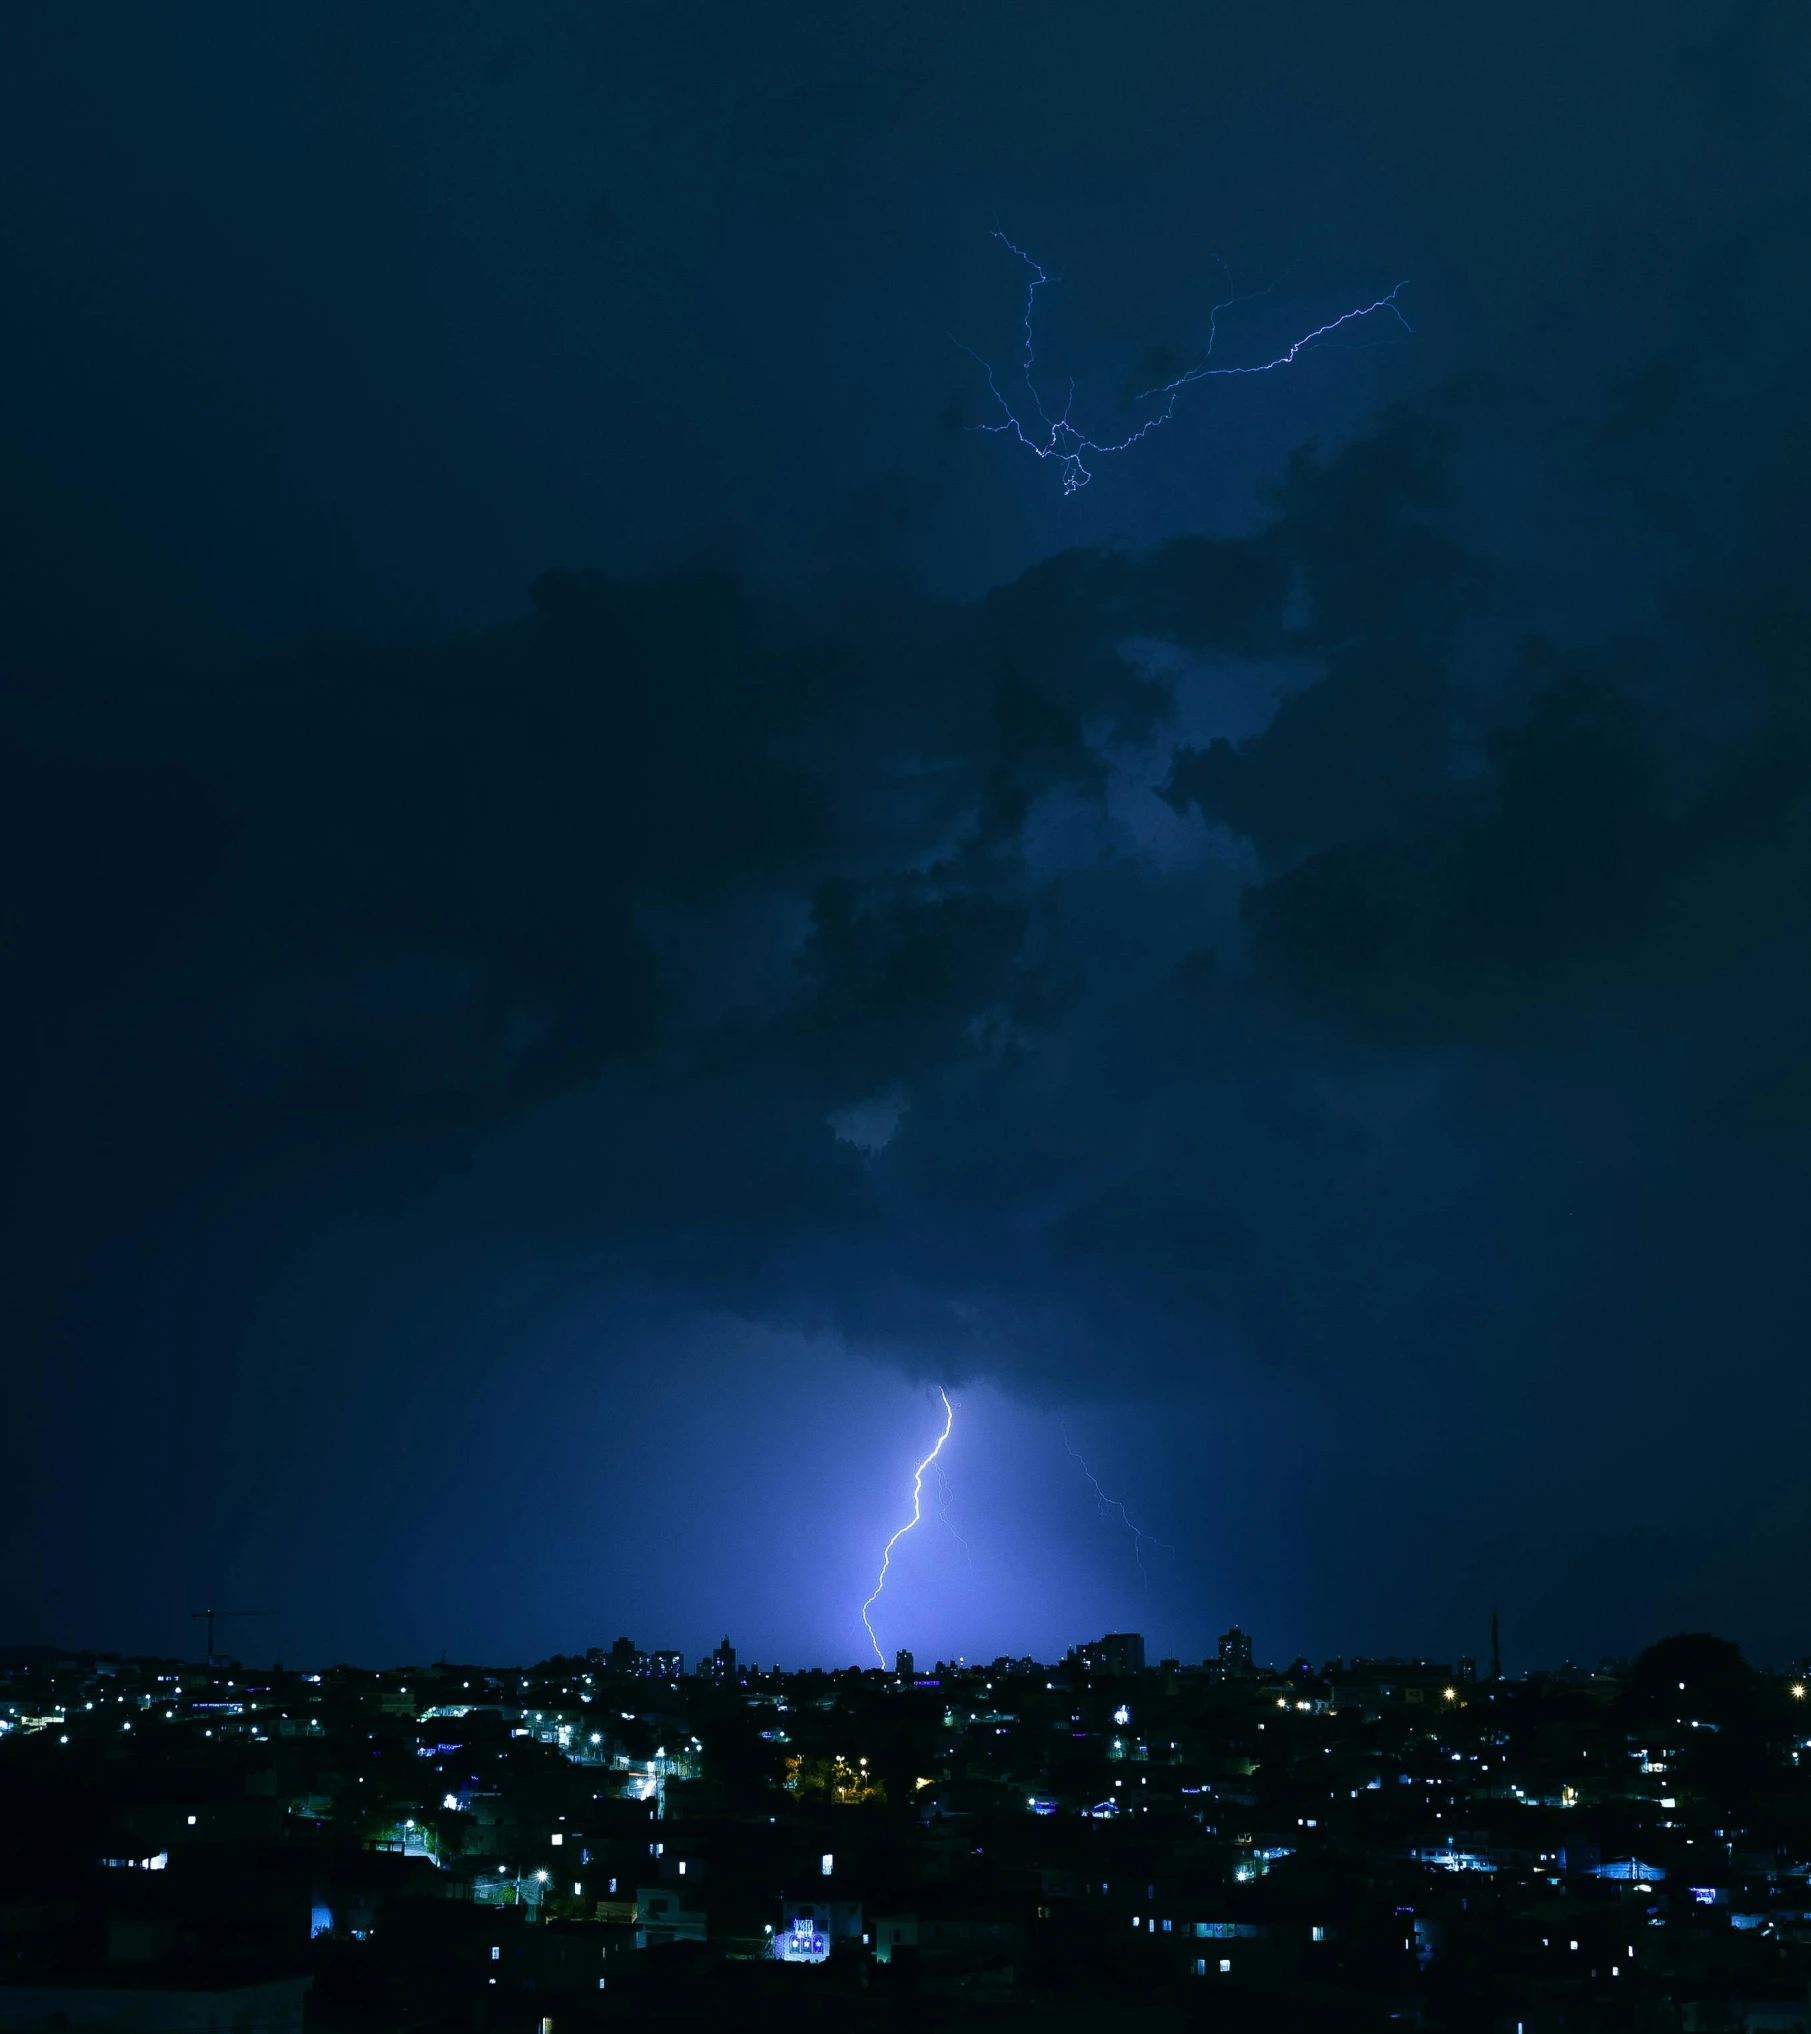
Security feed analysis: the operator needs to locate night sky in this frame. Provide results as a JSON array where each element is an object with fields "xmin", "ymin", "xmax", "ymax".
[{"xmin": 5, "ymin": 1, "xmax": 1811, "ymax": 1676}]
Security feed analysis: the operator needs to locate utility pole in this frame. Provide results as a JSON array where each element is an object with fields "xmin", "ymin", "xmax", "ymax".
[{"xmin": 191, "ymin": 1607, "xmax": 273, "ymax": 1668}]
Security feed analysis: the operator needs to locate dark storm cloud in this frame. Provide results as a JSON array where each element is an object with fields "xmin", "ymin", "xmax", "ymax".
[
  {"xmin": 12, "ymin": 363, "xmax": 1808, "ymax": 1324},
  {"xmin": 4, "ymin": 409, "xmax": 1479, "ymax": 1218},
  {"xmin": 1159, "ymin": 415, "xmax": 1478, "ymax": 864},
  {"xmin": 13, "ymin": 368, "xmax": 1811, "ymax": 1663},
  {"xmin": 7, "ymin": 0, "xmax": 1811, "ymax": 1668}
]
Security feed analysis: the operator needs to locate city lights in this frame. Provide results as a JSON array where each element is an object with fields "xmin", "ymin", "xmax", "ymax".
[{"xmin": 5, "ymin": 1628, "xmax": 1803, "ymax": 2011}]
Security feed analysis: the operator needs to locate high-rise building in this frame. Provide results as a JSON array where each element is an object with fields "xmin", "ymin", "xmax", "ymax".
[
  {"xmin": 587, "ymin": 1636, "xmax": 643, "ymax": 1675},
  {"xmin": 1217, "ymin": 1625, "xmax": 1254, "ymax": 1675},
  {"xmin": 703, "ymin": 1636, "xmax": 737, "ymax": 1683},
  {"xmin": 1069, "ymin": 1633, "xmax": 1147, "ymax": 1676},
  {"xmin": 895, "ymin": 1650, "xmax": 914, "ymax": 1680},
  {"xmin": 1103, "ymin": 1632, "xmax": 1145, "ymax": 1676},
  {"xmin": 589, "ymin": 1638, "xmax": 682, "ymax": 1679}
]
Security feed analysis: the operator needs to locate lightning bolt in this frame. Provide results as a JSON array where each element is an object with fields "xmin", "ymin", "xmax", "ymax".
[
  {"xmin": 1063, "ymin": 1427, "xmax": 1170, "ymax": 1583},
  {"xmin": 860, "ymin": 1388, "xmax": 955, "ymax": 1667},
  {"xmin": 959, "ymin": 230, "xmax": 1413, "ymax": 495},
  {"xmin": 931, "ymin": 1459, "xmax": 971, "ymax": 1565}
]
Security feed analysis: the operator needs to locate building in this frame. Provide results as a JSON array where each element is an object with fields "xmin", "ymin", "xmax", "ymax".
[
  {"xmin": 895, "ymin": 1650, "xmax": 914, "ymax": 1680},
  {"xmin": 873, "ymin": 1915, "xmax": 917, "ymax": 1964},
  {"xmin": 1329, "ymin": 1659, "xmax": 1460, "ymax": 1713},
  {"xmin": 774, "ymin": 1913, "xmax": 830, "ymax": 1964},
  {"xmin": 702, "ymin": 1638, "xmax": 736, "ymax": 1684},
  {"xmin": 588, "ymin": 1639, "xmax": 682, "ymax": 1679},
  {"xmin": 635, "ymin": 1886, "xmax": 705, "ymax": 1949},
  {"xmin": 872, "ymin": 1909, "xmax": 1024, "ymax": 1966},
  {"xmin": 1217, "ymin": 1626, "xmax": 1254, "ymax": 1676},
  {"xmin": 1103, "ymin": 1633, "xmax": 1145, "ymax": 1676},
  {"xmin": 773, "ymin": 1900, "xmax": 862, "ymax": 1964},
  {"xmin": 1069, "ymin": 1633, "xmax": 1146, "ymax": 1677}
]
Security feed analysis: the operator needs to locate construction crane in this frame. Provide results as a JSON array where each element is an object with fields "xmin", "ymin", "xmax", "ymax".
[{"xmin": 191, "ymin": 1606, "xmax": 273, "ymax": 1668}]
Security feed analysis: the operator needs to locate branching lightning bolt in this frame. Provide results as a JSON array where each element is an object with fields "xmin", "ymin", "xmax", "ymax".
[
  {"xmin": 931, "ymin": 1460, "xmax": 971, "ymax": 1566},
  {"xmin": 860, "ymin": 1388, "xmax": 955, "ymax": 1667},
  {"xmin": 958, "ymin": 230, "xmax": 1413, "ymax": 495},
  {"xmin": 1063, "ymin": 1427, "xmax": 1170, "ymax": 1583}
]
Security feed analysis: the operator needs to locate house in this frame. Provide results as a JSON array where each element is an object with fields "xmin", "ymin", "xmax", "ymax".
[
  {"xmin": 634, "ymin": 1887, "xmax": 705, "ymax": 1949},
  {"xmin": 872, "ymin": 1911, "xmax": 1023, "ymax": 1964},
  {"xmin": 773, "ymin": 1901, "xmax": 861, "ymax": 1963}
]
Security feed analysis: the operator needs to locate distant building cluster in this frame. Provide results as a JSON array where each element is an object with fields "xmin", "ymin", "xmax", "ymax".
[
  {"xmin": 588, "ymin": 1637, "xmax": 685, "ymax": 1682},
  {"xmin": 4, "ymin": 1626, "xmax": 1810, "ymax": 2026},
  {"xmin": 1065, "ymin": 1632, "xmax": 1146, "ymax": 1677}
]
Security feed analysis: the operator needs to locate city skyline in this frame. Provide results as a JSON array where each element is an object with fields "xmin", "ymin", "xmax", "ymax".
[{"xmin": 6, "ymin": 1618, "xmax": 1801, "ymax": 2024}]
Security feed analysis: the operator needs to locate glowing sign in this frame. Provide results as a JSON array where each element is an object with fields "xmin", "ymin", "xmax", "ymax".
[{"xmin": 775, "ymin": 1917, "xmax": 830, "ymax": 1964}]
